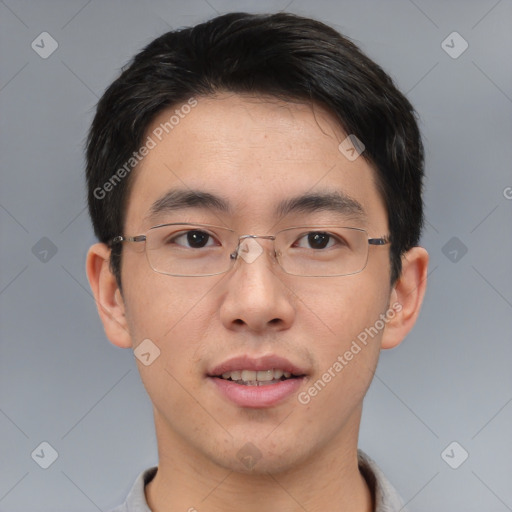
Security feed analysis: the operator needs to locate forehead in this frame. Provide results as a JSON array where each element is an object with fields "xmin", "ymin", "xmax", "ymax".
[{"xmin": 124, "ymin": 93, "xmax": 387, "ymax": 232}]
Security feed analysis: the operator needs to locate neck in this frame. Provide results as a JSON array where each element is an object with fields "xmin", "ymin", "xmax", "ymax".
[{"xmin": 145, "ymin": 410, "xmax": 373, "ymax": 512}]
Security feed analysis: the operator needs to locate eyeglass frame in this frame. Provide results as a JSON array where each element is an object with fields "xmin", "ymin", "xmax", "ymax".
[{"xmin": 109, "ymin": 222, "xmax": 391, "ymax": 277}]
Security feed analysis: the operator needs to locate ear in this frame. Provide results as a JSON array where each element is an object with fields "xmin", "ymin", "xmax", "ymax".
[
  {"xmin": 380, "ymin": 246, "xmax": 429, "ymax": 350},
  {"xmin": 86, "ymin": 243, "xmax": 132, "ymax": 349}
]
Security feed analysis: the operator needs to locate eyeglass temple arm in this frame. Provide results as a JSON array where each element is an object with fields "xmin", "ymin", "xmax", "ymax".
[
  {"xmin": 368, "ymin": 237, "xmax": 390, "ymax": 245},
  {"xmin": 109, "ymin": 235, "xmax": 147, "ymax": 246}
]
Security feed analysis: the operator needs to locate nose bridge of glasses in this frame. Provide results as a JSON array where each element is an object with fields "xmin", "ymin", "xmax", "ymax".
[{"xmin": 232, "ymin": 233, "xmax": 278, "ymax": 263}]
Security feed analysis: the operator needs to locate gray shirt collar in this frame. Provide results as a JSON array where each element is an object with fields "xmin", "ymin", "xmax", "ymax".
[{"xmin": 111, "ymin": 450, "xmax": 406, "ymax": 512}]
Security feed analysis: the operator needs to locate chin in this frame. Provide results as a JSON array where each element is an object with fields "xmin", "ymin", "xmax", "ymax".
[{"xmin": 209, "ymin": 440, "xmax": 310, "ymax": 476}]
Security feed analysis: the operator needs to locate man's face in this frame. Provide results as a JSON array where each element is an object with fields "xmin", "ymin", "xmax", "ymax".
[{"xmin": 119, "ymin": 93, "xmax": 393, "ymax": 473}]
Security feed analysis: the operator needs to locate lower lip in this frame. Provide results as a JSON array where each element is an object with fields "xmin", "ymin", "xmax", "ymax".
[{"xmin": 209, "ymin": 376, "xmax": 304, "ymax": 408}]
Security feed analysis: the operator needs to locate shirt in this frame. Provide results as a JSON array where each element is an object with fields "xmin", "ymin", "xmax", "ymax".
[{"xmin": 109, "ymin": 450, "xmax": 407, "ymax": 512}]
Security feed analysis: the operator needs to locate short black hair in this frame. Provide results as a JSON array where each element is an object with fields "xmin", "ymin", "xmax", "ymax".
[{"xmin": 86, "ymin": 11, "xmax": 424, "ymax": 288}]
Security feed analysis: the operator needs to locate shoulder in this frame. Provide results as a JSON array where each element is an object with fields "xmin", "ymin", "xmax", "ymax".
[
  {"xmin": 107, "ymin": 467, "xmax": 158, "ymax": 512},
  {"xmin": 358, "ymin": 450, "xmax": 407, "ymax": 512}
]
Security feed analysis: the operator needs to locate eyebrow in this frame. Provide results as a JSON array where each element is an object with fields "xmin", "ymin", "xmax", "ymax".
[
  {"xmin": 146, "ymin": 188, "xmax": 366, "ymax": 222},
  {"xmin": 146, "ymin": 189, "xmax": 231, "ymax": 221},
  {"xmin": 276, "ymin": 191, "xmax": 366, "ymax": 220}
]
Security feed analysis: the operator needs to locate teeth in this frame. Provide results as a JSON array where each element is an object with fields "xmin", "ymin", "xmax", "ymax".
[
  {"xmin": 256, "ymin": 370, "xmax": 274, "ymax": 382},
  {"xmin": 241, "ymin": 370, "xmax": 257, "ymax": 381},
  {"xmin": 220, "ymin": 369, "xmax": 295, "ymax": 383},
  {"xmin": 273, "ymin": 369, "xmax": 284, "ymax": 379}
]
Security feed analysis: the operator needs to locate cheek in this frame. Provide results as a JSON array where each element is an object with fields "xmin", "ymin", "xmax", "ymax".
[
  {"xmin": 294, "ymin": 275, "xmax": 389, "ymax": 399},
  {"xmin": 296, "ymin": 280, "xmax": 386, "ymax": 423},
  {"xmin": 122, "ymin": 250, "xmax": 221, "ymax": 341},
  {"xmin": 296, "ymin": 275, "xmax": 389, "ymax": 345},
  {"xmin": 122, "ymin": 275, "xmax": 218, "ymax": 408},
  {"xmin": 122, "ymin": 269, "xmax": 225, "ymax": 383}
]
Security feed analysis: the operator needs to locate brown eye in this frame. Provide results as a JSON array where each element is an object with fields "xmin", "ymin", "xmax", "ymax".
[
  {"xmin": 307, "ymin": 232, "xmax": 330, "ymax": 249},
  {"xmin": 186, "ymin": 230, "xmax": 210, "ymax": 248},
  {"xmin": 295, "ymin": 231, "xmax": 337, "ymax": 250},
  {"xmin": 169, "ymin": 230, "xmax": 216, "ymax": 248}
]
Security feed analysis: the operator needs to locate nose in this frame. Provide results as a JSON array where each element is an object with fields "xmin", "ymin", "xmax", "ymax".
[{"xmin": 219, "ymin": 237, "xmax": 295, "ymax": 333}]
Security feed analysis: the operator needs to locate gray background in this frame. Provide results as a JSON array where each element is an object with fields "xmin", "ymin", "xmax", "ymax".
[{"xmin": 1, "ymin": 0, "xmax": 511, "ymax": 511}]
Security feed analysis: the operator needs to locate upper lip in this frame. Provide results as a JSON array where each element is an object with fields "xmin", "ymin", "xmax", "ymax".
[{"xmin": 208, "ymin": 354, "xmax": 308, "ymax": 377}]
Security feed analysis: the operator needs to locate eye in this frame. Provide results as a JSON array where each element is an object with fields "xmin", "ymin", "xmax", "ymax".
[
  {"xmin": 170, "ymin": 230, "xmax": 218, "ymax": 249},
  {"xmin": 294, "ymin": 231, "xmax": 339, "ymax": 250}
]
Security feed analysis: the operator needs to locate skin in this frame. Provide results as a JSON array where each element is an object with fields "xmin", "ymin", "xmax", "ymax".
[{"xmin": 87, "ymin": 92, "xmax": 428, "ymax": 512}]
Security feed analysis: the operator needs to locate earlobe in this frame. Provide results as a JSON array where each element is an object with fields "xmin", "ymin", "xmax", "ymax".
[
  {"xmin": 86, "ymin": 243, "xmax": 133, "ymax": 349},
  {"xmin": 380, "ymin": 246, "xmax": 429, "ymax": 350}
]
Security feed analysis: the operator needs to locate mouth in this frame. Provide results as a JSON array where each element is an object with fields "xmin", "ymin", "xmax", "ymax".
[
  {"xmin": 216, "ymin": 369, "xmax": 303, "ymax": 386},
  {"xmin": 207, "ymin": 355, "xmax": 308, "ymax": 408}
]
